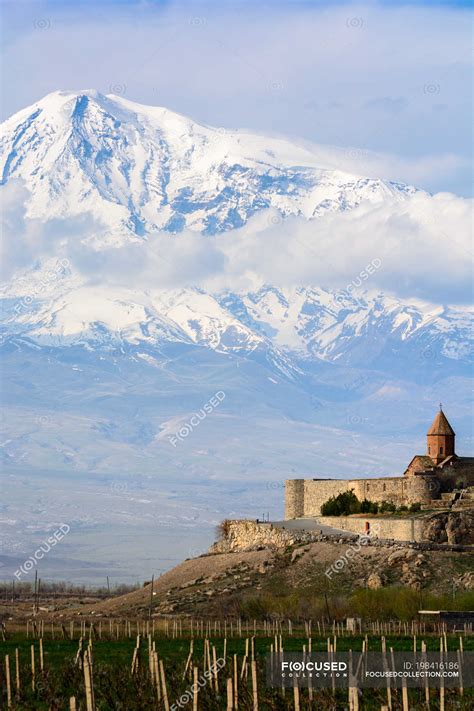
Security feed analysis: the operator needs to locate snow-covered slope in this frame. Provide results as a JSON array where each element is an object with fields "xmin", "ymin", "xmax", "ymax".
[
  {"xmin": 0, "ymin": 90, "xmax": 470, "ymax": 375},
  {"xmin": 0, "ymin": 90, "xmax": 418, "ymax": 241},
  {"xmin": 1, "ymin": 91, "xmax": 472, "ymax": 584},
  {"xmin": 1, "ymin": 261, "xmax": 471, "ymax": 374}
]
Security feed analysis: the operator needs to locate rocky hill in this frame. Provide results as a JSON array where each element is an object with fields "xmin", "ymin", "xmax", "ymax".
[{"xmin": 37, "ymin": 519, "xmax": 471, "ymax": 620}]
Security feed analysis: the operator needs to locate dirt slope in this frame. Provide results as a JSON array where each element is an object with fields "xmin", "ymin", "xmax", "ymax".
[{"xmin": 63, "ymin": 539, "xmax": 474, "ymax": 619}]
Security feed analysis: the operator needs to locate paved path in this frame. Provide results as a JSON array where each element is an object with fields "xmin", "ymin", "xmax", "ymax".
[{"xmin": 269, "ymin": 518, "xmax": 354, "ymax": 538}]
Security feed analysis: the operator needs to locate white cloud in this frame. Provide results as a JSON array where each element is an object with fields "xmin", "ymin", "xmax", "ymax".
[
  {"xmin": 2, "ymin": 180, "xmax": 471, "ymax": 305},
  {"xmin": 205, "ymin": 192, "xmax": 473, "ymax": 303},
  {"xmin": 0, "ymin": 181, "xmax": 98, "ymax": 281}
]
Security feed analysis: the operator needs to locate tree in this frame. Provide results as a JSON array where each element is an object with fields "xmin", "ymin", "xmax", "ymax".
[
  {"xmin": 379, "ymin": 500, "xmax": 396, "ymax": 513},
  {"xmin": 321, "ymin": 490, "xmax": 361, "ymax": 516},
  {"xmin": 361, "ymin": 498, "xmax": 378, "ymax": 514}
]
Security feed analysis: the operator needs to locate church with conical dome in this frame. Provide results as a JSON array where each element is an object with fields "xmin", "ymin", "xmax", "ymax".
[
  {"xmin": 403, "ymin": 407, "xmax": 471, "ymax": 476},
  {"xmin": 286, "ymin": 408, "xmax": 474, "ymax": 519}
]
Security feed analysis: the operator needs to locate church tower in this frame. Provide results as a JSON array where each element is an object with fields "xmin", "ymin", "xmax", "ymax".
[{"xmin": 427, "ymin": 407, "xmax": 455, "ymax": 464}]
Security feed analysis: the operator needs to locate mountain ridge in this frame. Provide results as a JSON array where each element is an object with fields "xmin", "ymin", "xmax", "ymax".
[
  {"xmin": 1, "ymin": 91, "xmax": 472, "ymax": 519},
  {"xmin": 0, "ymin": 89, "xmax": 420, "ymax": 241}
]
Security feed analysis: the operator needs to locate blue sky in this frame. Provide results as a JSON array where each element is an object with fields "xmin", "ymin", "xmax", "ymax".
[{"xmin": 1, "ymin": 0, "xmax": 472, "ymax": 195}]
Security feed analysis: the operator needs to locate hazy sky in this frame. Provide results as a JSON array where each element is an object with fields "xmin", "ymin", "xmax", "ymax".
[{"xmin": 1, "ymin": 0, "xmax": 472, "ymax": 196}]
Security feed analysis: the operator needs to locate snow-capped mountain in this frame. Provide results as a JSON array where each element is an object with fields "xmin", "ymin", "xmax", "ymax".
[
  {"xmin": 1, "ymin": 261, "xmax": 471, "ymax": 374},
  {"xmin": 0, "ymin": 90, "xmax": 418, "ymax": 241},
  {"xmin": 1, "ymin": 91, "xmax": 472, "ymax": 584},
  {"xmin": 1, "ymin": 90, "xmax": 471, "ymax": 385}
]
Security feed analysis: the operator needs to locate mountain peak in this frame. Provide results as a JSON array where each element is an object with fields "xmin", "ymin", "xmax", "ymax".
[{"xmin": 1, "ymin": 89, "xmax": 418, "ymax": 242}]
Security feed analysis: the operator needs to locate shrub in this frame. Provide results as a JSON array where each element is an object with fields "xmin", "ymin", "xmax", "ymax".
[
  {"xmin": 379, "ymin": 500, "xmax": 396, "ymax": 513},
  {"xmin": 321, "ymin": 490, "xmax": 361, "ymax": 516},
  {"xmin": 350, "ymin": 588, "xmax": 474, "ymax": 621},
  {"xmin": 409, "ymin": 502, "xmax": 422, "ymax": 513},
  {"xmin": 361, "ymin": 498, "xmax": 379, "ymax": 514},
  {"xmin": 216, "ymin": 519, "xmax": 232, "ymax": 540}
]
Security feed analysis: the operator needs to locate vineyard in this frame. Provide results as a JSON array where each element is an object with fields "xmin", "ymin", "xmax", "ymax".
[{"xmin": 1, "ymin": 618, "xmax": 473, "ymax": 710}]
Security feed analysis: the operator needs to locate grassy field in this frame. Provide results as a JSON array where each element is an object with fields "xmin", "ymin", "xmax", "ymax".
[{"xmin": 1, "ymin": 628, "xmax": 473, "ymax": 709}]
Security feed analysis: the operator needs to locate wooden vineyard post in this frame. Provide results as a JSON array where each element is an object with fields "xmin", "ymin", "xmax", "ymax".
[
  {"xmin": 69, "ymin": 697, "xmax": 77, "ymax": 711},
  {"xmin": 31, "ymin": 644, "xmax": 35, "ymax": 691},
  {"xmin": 5, "ymin": 654, "xmax": 12, "ymax": 708},
  {"xmin": 457, "ymin": 648, "xmax": 464, "ymax": 696},
  {"xmin": 233, "ymin": 653, "xmax": 238, "ymax": 709},
  {"xmin": 440, "ymin": 640, "xmax": 445, "ymax": 711},
  {"xmin": 251, "ymin": 660, "xmax": 258, "ymax": 711},
  {"xmin": 183, "ymin": 640, "xmax": 193, "ymax": 680},
  {"xmin": 240, "ymin": 653, "xmax": 247, "ymax": 681},
  {"xmin": 159, "ymin": 659, "xmax": 170, "ymax": 711},
  {"xmin": 349, "ymin": 685, "xmax": 359, "ymax": 711},
  {"xmin": 308, "ymin": 649, "xmax": 313, "ymax": 702},
  {"xmin": 15, "ymin": 648, "xmax": 20, "ymax": 693},
  {"xmin": 83, "ymin": 649, "xmax": 95, "ymax": 711},
  {"xmin": 131, "ymin": 647, "xmax": 139, "ymax": 675},
  {"xmin": 381, "ymin": 637, "xmax": 391, "ymax": 711},
  {"xmin": 226, "ymin": 677, "xmax": 233, "ymax": 710},
  {"xmin": 39, "ymin": 637, "xmax": 44, "ymax": 671},
  {"xmin": 212, "ymin": 644, "xmax": 219, "ymax": 693},
  {"xmin": 206, "ymin": 638, "xmax": 212, "ymax": 675},
  {"xmin": 153, "ymin": 651, "xmax": 161, "ymax": 701},
  {"xmin": 401, "ymin": 678, "xmax": 409, "ymax": 711},
  {"xmin": 193, "ymin": 666, "xmax": 199, "ymax": 711},
  {"xmin": 421, "ymin": 640, "xmax": 430, "ymax": 706},
  {"xmin": 279, "ymin": 634, "xmax": 285, "ymax": 697},
  {"xmin": 293, "ymin": 673, "xmax": 300, "ymax": 711}
]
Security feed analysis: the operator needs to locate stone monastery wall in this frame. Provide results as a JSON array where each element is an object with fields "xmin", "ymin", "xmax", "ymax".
[{"xmin": 285, "ymin": 475, "xmax": 437, "ymax": 518}]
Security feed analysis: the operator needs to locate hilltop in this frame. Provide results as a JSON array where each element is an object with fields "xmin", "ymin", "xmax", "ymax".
[{"xmin": 2, "ymin": 521, "xmax": 468, "ymax": 622}]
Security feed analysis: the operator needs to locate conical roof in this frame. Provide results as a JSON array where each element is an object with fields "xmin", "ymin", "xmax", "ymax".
[{"xmin": 427, "ymin": 409, "xmax": 455, "ymax": 436}]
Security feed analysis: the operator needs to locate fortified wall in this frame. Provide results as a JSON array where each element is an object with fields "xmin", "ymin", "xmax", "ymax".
[
  {"xmin": 285, "ymin": 475, "xmax": 437, "ymax": 518},
  {"xmin": 285, "ymin": 408, "xmax": 474, "ymax": 519},
  {"xmin": 210, "ymin": 513, "xmax": 474, "ymax": 550}
]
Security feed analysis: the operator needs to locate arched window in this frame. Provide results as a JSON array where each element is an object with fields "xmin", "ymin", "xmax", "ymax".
[
  {"xmin": 440, "ymin": 446, "xmax": 444, "ymax": 455},
  {"xmin": 383, "ymin": 483, "xmax": 386, "ymax": 492},
  {"xmin": 428, "ymin": 446, "xmax": 431, "ymax": 454}
]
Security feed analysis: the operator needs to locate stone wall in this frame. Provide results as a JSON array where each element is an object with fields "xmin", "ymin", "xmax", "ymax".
[
  {"xmin": 210, "ymin": 520, "xmax": 297, "ymax": 553},
  {"xmin": 285, "ymin": 479, "xmax": 305, "ymax": 518},
  {"xmin": 285, "ymin": 475, "xmax": 437, "ymax": 518},
  {"xmin": 209, "ymin": 514, "xmax": 474, "ymax": 552},
  {"xmin": 317, "ymin": 515, "xmax": 426, "ymax": 542}
]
